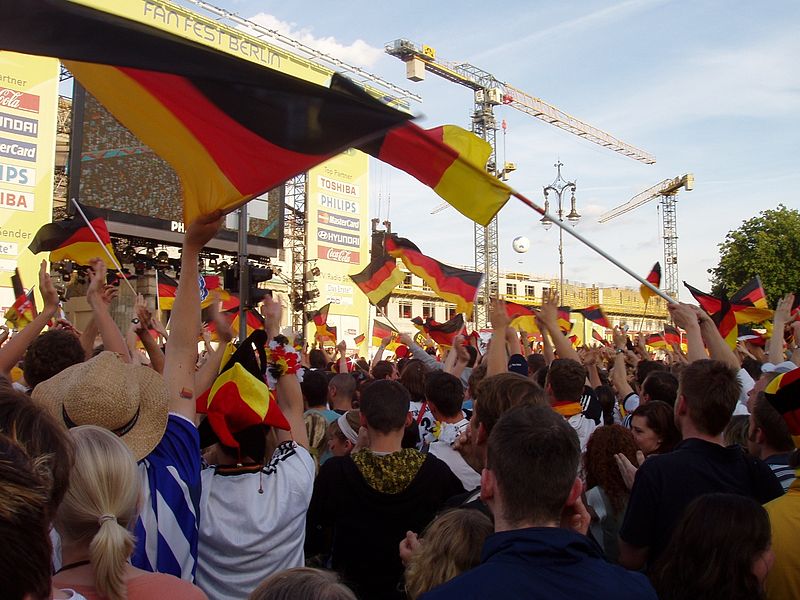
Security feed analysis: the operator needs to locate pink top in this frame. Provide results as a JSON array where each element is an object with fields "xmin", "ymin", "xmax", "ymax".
[{"xmin": 55, "ymin": 573, "xmax": 208, "ymax": 600}]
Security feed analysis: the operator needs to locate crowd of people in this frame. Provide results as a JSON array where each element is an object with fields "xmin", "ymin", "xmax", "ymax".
[{"xmin": 1, "ymin": 211, "xmax": 799, "ymax": 600}]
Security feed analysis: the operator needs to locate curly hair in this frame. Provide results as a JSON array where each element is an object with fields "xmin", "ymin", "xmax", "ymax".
[
  {"xmin": 584, "ymin": 425, "xmax": 638, "ymax": 514},
  {"xmin": 22, "ymin": 330, "xmax": 86, "ymax": 389},
  {"xmin": 404, "ymin": 509, "xmax": 493, "ymax": 600}
]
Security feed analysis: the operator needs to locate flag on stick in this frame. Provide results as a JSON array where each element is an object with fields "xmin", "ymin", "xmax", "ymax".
[
  {"xmin": 385, "ymin": 235, "xmax": 483, "ymax": 318},
  {"xmin": 4, "ymin": 289, "xmax": 35, "ymax": 331},
  {"xmin": 410, "ymin": 314, "xmax": 465, "ymax": 347},
  {"xmin": 577, "ymin": 305, "xmax": 611, "ymax": 329},
  {"xmin": 731, "ymin": 276, "xmax": 768, "ymax": 308},
  {"xmin": 29, "ymin": 204, "xmax": 116, "ymax": 266},
  {"xmin": 663, "ymin": 324, "xmax": 681, "ymax": 347},
  {"xmin": 353, "ymin": 333, "xmax": 366, "ymax": 346},
  {"xmin": 349, "ymin": 251, "xmax": 405, "ymax": 308},
  {"xmin": 640, "ymin": 263, "xmax": 661, "ymax": 302},
  {"xmin": 372, "ymin": 320, "xmax": 399, "ymax": 350},
  {"xmin": 592, "ymin": 329, "xmax": 608, "ymax": 346},
  {"xmin": 505, "ymin": 301, "xmax": 539, "ymax": 333},
  {"xmin": 645, "ymin": 333, "xmax": 668, "ymax": 349}
]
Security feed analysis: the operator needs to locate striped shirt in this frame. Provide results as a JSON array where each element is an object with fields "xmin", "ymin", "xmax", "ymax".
[
  {"xmin": 765, "ymin": 453, "xmax": 796, "ymax": 493},
  {"xmin": 132, "ymin": 413, "xmax": 201, "ymax": 581}
]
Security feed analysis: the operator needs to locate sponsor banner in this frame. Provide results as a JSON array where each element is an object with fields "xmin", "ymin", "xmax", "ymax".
[
  {"xmin": 0, "ymin": 163, "xmax": 36, "ymax": 186},
  {"xmin": 318, "ymin": 244, "xmax": 360, "ymax": 264},
  {"xmin": 326, "ymin": 283, "xmax": 354, "ymax": 296},
  {"xmin": 0, "ymin": 112, "xmax": 39, "ymax": 137},
  {"xmin": 0, "ymin": 137, "xmax": 37, "ymax": 162},
  {"xmin": 319, "ymin": 193, "xmax": 359, "ymax": 214},
  {"xmin": 318, "ymin": 176, "xmax": 359, "ymax": 197},
  {"xmin": 317, "ymin": 210, "xmax": 359, "ymax": 231},
  {"xmin": 317, "ymin": 227, "xmax": 359, "ymax": 248},
  {"xmin": 0, "ymin": 54, "xmax": 58, "ymax": 311},
  {"xmin": 0, "ymin": 187, "xmax": 34, "ymax": 211},
  {"xmin": 0, "ymin": 87, "xmax": 40, "ymax": 113}
]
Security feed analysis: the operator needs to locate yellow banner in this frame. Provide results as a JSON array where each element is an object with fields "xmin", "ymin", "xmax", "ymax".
[
  {"xmin": 0, "ymin": 52, "xmax": 59, "ymax": 311},
  {"xmin": 306, "ymin": 150, "xmax": 370, "ymax": 352}
]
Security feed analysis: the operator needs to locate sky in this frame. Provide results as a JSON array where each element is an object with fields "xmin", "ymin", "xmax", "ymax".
[{"xmin": 179, "ymin": 0, "xmax": 799, "ymax": 296}]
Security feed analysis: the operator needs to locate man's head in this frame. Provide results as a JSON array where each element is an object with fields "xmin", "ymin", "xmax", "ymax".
[
  {"xmin": 328, "ymin": 373, "xmax": 356, "ymax": 410},
  {"xmin": 308, "ymin": 348, "xmax": 328, "ymax": 370},
  {"xmin": 748, "ymin": 391, "xmax": 794, "ymax": 459},
  {"xmin": 527, "ymin": 353, "xmax": 546, "ymax": 377},
  {"xmin": 675, "ymin": 360, "xmax": 740, "ymax": 437},
  {"xmin": 483, "ymin": 404, "xmax": 581, "ymax": 528},
  {"xmin": 641, "ymin": 371, "xmax": 679, "ymax": 407},
  {"xmin": 424, "ymin": 371, "xmax": 464, "ymax": 421},
  {"xmin": 359, "ymin": 380, "xmax": 410, "ymax": 434},
  {"xmin": 22, "ymin": 330, "xmax": 86, "ymax": 390},
  {"xmin": 371, "ymin": 360, "xmax": 397, "ymax": 381},
  {"xmin": 301, "ymin": 369, "xmax": 329, "ymax": 409},
  {"xmin": 545, "ymin": 359, "xmax": 587, "ymax": 403},
  {"xmin": 636, "ymin": 360, "xmax": 667, "ymax": 387}
]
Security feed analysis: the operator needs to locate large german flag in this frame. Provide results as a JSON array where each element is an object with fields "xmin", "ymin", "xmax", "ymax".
[
  {"xmin": 385, "ymin": 235, "xmax": 483, "ymax": 318},
  {"xmin": 349, "ymin": 252, "xmax": 405, "ymax": 308},
  {"xmin": 360, "ymin": 124, "xmax": 512, "ymax": 227},
  {"xmin": 411, "ymin": 314, "xmax": 465, "ymax": 347},
  {"xmin": 307, "ymin": 303, "xmax": 331, "ymax": 327},
  {"xmin": 640, "ymin": 262, "xmax": 661, "ymax": 302},
  {"xmin": 712, "ymin": 296, "xmax": 739, "ymax": 349},
  {"xmin": 577, "ymin": 305, "xmax": 610, "ymax": 329},
  {"xmin": 731, "ymin": 276, "xmax": 768, "ymax": 308},
  {"xmin": 557, "ymin": 307, "xmax": 573, "ymax": 334},
  {"xmin": 29, "ymin": 206, "xmax": 116, "ymax": 266},
  {"xmin": 3, "ymin": 1, "xmax": 410, "ymax": 224},
  {"xmin": 684, "ymin": 282, "xmax": 772, "ymax": 325},
  {"xmin": 505, "ymin": 301, "xmax": 538, "ymax": 333}
]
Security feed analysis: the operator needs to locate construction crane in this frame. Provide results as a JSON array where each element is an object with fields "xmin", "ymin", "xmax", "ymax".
[
  {"xmin": 598, "ymin": 174, "xmax": 694, "ymax": 299},
  {"xmin": 385, "ymin": 39, "xmax": 655, "ymax": 328}
]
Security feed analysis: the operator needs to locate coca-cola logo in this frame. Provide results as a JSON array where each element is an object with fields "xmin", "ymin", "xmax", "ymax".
[
  {"xmin": 318, "ymin": 244, "xmax": 360, "ymax": 264},
  {"xmin": 0, "ymin": 89, "xmax": 40, "ymax": 113}
]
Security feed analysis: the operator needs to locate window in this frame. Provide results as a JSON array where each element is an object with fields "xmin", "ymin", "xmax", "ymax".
[
  {"xmin": 422, "ymin": 303, "xmax": 434, "ymax": 318},
  {"xmin": 402, "ymin": 273, "xmax": 412, "ymax": 289},
  {"xmin": 422, "ymin": 281, "xmax": 432, "ymax": 292},
  {"xmin": 524, "ymin": 285, "xmax": 536, "ymax": 298},
  {"xmin": 446, "ymin": 305, "xmax": 456, "ymax": 320},
  {"xmin": 399, "ymin": 302, "xmax": 412, "ymax": 319},
  {"xmin": 505, "ymin": 283, "xmax": 517, "ymax": 296}
]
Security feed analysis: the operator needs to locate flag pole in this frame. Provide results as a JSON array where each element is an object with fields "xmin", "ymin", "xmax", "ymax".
[
  {"xmin": 511, "ymin": 192, "xmax": 676, "ymax": 304},
  {"xmin": 637, "ymin": 298, "xmax": 650, "ymax": 333},
  {"xmin": 377, "ymin": 305, "xmax": 401, "ymax": 333},
  {"xmin": 71, "ymin": 199, "xmax": 138, "ymax": 297}
]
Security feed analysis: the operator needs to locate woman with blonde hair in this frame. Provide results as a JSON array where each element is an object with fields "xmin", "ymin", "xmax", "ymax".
[
  {"xmin": 403, "ymin": 509, "xmax": 493, "ymax": 599},
  {"xmin": 52, "ymin": 426, "xmax": 206, "ymax": 599}
]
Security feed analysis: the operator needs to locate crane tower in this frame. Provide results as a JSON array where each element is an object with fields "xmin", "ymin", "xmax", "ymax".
[
  {"xmin": 598, "ymin": 174, "xmax": 694, "ymax": 299},
  {"xmin": 386, "ymin": 39, "xmax": 654, "ymax": 327}
]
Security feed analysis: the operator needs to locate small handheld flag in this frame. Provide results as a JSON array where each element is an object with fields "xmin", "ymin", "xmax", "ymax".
[{"xmin": 640, "ymin": 263, "xmax": 661, "ymax": 302}]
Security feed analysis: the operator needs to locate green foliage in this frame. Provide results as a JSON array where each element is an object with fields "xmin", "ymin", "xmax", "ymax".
[{"xmin": 709, "ymin": 204, "xmax": 800, "ymax": 305}]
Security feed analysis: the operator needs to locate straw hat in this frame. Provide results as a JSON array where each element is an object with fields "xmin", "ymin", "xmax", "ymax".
[{"xmin": 32, "ymin": 351, "xmax": 168, "ymax": 461}]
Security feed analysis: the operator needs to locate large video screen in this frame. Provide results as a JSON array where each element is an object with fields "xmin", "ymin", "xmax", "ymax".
[{"xmin": 68, "ymin": 84, "xmax": 282, "ymax": 255}]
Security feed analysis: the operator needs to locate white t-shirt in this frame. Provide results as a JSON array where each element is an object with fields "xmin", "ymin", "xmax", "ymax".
[
  {"xmin": 427, "ymin": 417, "xmax": 481, "ymax": 491},
  {"xmin": 196, "ymin": 441, "xmax": 315, "ymax": 600},
  {"xmin": 568, "ymin": 413, "xmax": 596, "ymax": 453},
  {"xmin": 410, "ymin": 401, "xmax": 436, "ymax": 445}
]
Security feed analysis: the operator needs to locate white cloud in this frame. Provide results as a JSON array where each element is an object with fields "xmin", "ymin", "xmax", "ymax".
[{"xmin": 243, "ymin": 12, "xmax": 383, "ymax": 67}]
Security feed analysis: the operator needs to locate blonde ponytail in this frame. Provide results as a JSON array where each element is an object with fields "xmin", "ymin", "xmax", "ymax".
[{"xmin": 55, "ymin": 425, "xmax": 140, "ymax": 600}]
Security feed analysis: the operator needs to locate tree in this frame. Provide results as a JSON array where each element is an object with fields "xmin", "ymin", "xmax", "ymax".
[{"xmin": 708, "ymin": 204, "xmax": 800, "ymax": 305}]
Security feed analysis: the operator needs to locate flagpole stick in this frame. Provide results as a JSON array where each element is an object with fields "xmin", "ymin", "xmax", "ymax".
[
  {"xmin": 638, "ymin": 298, "xmax": 650, "ymax": 334},
  {"xmin": 511, "ymin": 192, "xmax": 676, "ymax": 305},
  {"xmin": 377, "ymin": 305, "xmax": 402, "ymax": 333},
  {"xmin": 71, "ymin": 199, "xmax": 138, "ymax": 297}
]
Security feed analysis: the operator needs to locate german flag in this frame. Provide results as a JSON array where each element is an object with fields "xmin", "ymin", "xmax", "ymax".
[
  {"xmin": 353, "ymin": 333, "xmax": 366, "ymax": 346},
  {"xmin": 359, "ymin": 123, "xmax": 512, "ymax": 227},
  {"xmin": 4, "ymin": 1, "xmax": 410, "ymax": 224},
  {"xmin": 663, "ymin": 324, "xmax": 681, "ymax": 347},
  {"xmin": 731, "ymin": 276, "xmax": 768, "ymax": 308},
  {"xmin": 4, "ymin": 290, "xmax": 35, "ymax": 331},
  {"xmin": 737, "ymin": 325, "xmax": 766, "ymax": 348},
  {"xmin": 372, "ymin": 320, "xmax": 399, "ymax": 350},
  {"xmin": 156, "ymin": 272, "xmax": 178, "ymax": 311},
  {"xmin": 349, "ymin": 252, "xmax": 405, "ymax": 308},
  {"xmin": 558, "ymin": 307, "xmax": 573, "ymax": 334},
  {"xmin": 196, "ymin": 330, "xmax": 289, "ymax": 451},
  {"xmin": 577, "ymin": 305, "xmax": 610, "ymax": 329},
  {"xmin": 411, "ymin": 314, "xmax": 465, "ymax": 347},
  {"xmin": 385, "ymin": 235, "xmax": 483, "ymax": 318},
  {"xmin": 316, "ymin": 324, "xmax": 337, "ymax": 344},
  {"xmin": 712, "ymin": 296, "xmax": 738, "ymax": 349},
  {"xmin": 505, "ymin": 301, "xmax": 538, "ymax": 333},
  {"xmin": 308, "ymin": 303, "xmax": 331, "ymax": 327},
  {"xmin": 592, "ymin": 329, "xmax": 608, "ymax": 346},
  {"xmin": 683, "ymin": 281, "xmax": 721, "ymax": 314},
  {"xmin": 684, "ymin": 282, "xmax": 772, "ymax": 325},
  {"xmin": 29, "ymin": 205, "xmax": 115, "ymax": 267},
  {"xmin": 764, "ymin": 368, "xmax": 800, "ymax": 447},
  {"xmin": 640, "ymin": 262, "xmax": 661, "ymax": 302},
  {"xmin": 231, "ymin": 309, "xmax": 264, "ymax": 339},
  {"xmin": 645, "ymin": 333, "xmax": 668, "ymax": 349}
]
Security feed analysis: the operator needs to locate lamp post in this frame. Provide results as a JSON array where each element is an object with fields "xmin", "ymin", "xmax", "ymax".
[{"xmin": 541, "ymin": 160, "xmax": 579, "ymax": 300}]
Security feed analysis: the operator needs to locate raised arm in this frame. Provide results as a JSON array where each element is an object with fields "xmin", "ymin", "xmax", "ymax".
[
  {"xmin": 0, "ymin": 261, "xmax": 60, "ymax": 374},
  {"xmin": 610, "ymin": 327, "xmax": 634, "ymax": 399},
  {"xmin": 668, "ymin": 303, "xmax": 706, "ymax": 363},
  {"xmin": 538, "ymin": 292, "xmax": 579, "ymax": 362},
  {"xmin": 768, "ymin": 294, "xmax": 794, "ymax": 364},
  {"xmin": 85, "ymin": 260, "xmax": 130, "ymax": 361},
  {"xmin": 371, "ymin": 336, "xmax": 391, "ymax": 368},
  {"xmin": 163, "ymin": 211, "xmax": 223, "ymax": 419},
  {"xmin": 486, "ymin": 298, "xmax": 511, "ymax": 376},
  {"xmin": 693, "ymin": 306, "xmax": 740, "ymax": 370}
]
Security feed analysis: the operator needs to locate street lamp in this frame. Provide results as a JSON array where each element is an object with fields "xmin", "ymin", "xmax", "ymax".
[{"xmin": 542, "ymin": 160, "xmax": 579, "ymax": 299}]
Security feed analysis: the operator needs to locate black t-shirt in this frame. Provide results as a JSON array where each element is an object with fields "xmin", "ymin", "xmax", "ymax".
[{"xmin": 619, "ymin": 438, "xmax": 784, "ymax": 564}]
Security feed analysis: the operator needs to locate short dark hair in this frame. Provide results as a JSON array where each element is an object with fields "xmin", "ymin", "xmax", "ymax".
[
  {"xmin": 642, "ymin": 371, "xmax": 679, "ymax": 406},
  {"xmin": 359, "ymin": 380, "xmax": 410, "ymax": 434},
  {"xmin": 329, "ymin": 373, "xmax": 356, "ymax": 399},
  {"xmin": 679, "ymin": 360, "xmax": 740, "ymax": 436},
  {"xmin": 527, "ymin": 353, "xmax": 546, "ymax": 375},
  {"xmin": 467, "ymin": 362, "xmax": 487, "ymax": 399},
  {"xmin": 22, "ymin": 330, "xmax": 86, "ymax": 389},
  {"xmin": 632, "ymin": 401, "xmax": 681, "ymax": 453},
  {"xmin": 424, "ymin": 372, "xmax": 464, "ymax": 419},
  {"xmin": 636, "ymin": 360, "xmax": 667, "ymax": 386},
  {"xmin": 301, "ymin": 369, "xmax": 329, "ymax": 408},
  {"xmin": 545, "ymin": 359, "xmax": 586, "ymax": 403},
  {"xmin": 308, "ymin": 349, "xmax": 327, "ymax": 370},
  {"xmin": 487, "ymin": 405, "xmax": 580, "ymax": 525},
  {"xmin": 0, "ymin": 434, "xmax": 53, "ymax": 600},
  {"xmin": 371, "ymin": 360, "xmax": 395, "ymax": 380},
  {"xmin": 473, "ymin": 373, "xmax": 546, "ymax": 436},
  {"xmin": 464, "ymin": 345, "xmax": 478, "ymax": 368},
  {"xmin": 752, "ymin": 391, "xmax": 794, "ymax": 453}
]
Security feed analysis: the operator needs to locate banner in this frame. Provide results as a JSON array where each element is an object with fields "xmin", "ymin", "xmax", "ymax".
[
  {"xmin": 0, "ymin": 52, "xmax": 59, "ymax": 310},
  {"xmin": 306, "ymin": 150, "xmax": 370, "ymax": 352}
]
